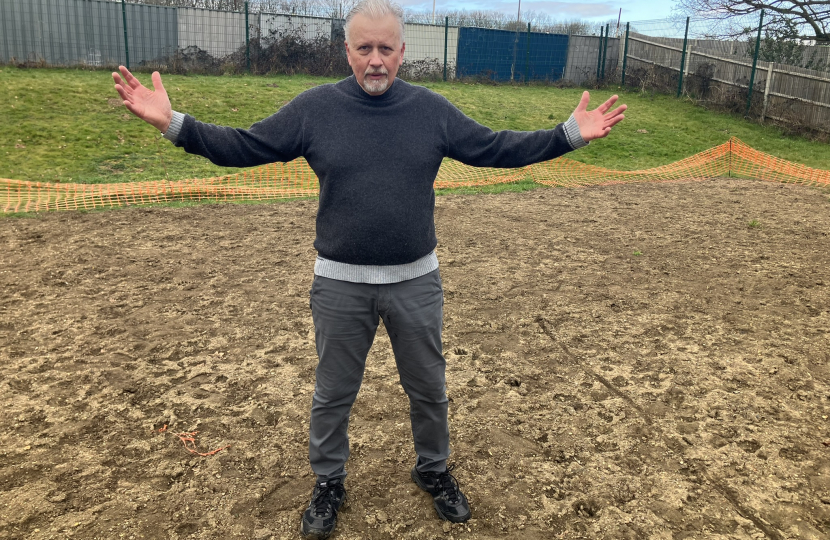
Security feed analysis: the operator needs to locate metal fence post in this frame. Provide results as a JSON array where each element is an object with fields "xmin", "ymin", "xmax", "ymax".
[
  {"xmin": 245, "ymin": 2, "xmax": 250, "ymax": 73},
  {"xmin": 443, "ymin": 16, "xmax": 448, "ymax": 82},
  {"xmin": 677, "ymin": 17, "xmax": 690, "ymax": 97},
  {"xmin": 524, "ymin": 22, "xmax": 530, "ymax": 84},
  {"xmin": 121, "ymin": 0, "xmax": 130, "ymax": 69},
  {"xmin": 621, "ymin": 22, "xmax": 630, "ymax": 85},
  {"xmin": 600, "ymin": 23, "xmax": 609, "ymax": 81},
  {"xmin": 745, "ymin": 9, "xmax": 764, "ymax": 116},
  {"xmin": 596, "ymin": 26, "xmax": 604, "ymax": 81}
]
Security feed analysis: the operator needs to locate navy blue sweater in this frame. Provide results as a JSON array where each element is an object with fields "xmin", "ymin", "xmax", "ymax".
[{"xmin": 172, "ymin": 75, "xmax": 580, "ymax": 265}]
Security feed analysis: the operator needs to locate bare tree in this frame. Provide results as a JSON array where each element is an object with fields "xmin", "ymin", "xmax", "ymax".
[{"xmin": 675, "ymin": 0, "xmax": 829, "ymax": 43}]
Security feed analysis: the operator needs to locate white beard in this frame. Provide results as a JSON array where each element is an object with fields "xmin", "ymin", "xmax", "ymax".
[{"xmin": 363, "ymin": 68, "xmax": 389, "ymax": 94}]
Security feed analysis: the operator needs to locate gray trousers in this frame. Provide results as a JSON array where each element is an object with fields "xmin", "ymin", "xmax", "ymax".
[{"xmin": 308, "ymin": 269, "xmax": 449, "ymax": 482}]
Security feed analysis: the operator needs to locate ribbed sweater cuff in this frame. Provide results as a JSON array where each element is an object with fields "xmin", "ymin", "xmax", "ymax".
[
  {"xmin": 162, "ymin": 111, "xmax": 186, "ymax": 142},
  {"xmin": 564, "ymin": 114, "xmax": 588, "ymax": 150},
  {"xmin": 314, "ymin": 251, "xmax": 439, "ymax": 284}
]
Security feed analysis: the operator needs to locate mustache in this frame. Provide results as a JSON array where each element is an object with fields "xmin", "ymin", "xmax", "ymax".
[{"xmin": 365, "ymin": 67, "xmax": 389, "ymax": 76}]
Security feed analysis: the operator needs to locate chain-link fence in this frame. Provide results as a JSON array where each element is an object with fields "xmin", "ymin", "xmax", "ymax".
[
  {"xmin": 0, "ymin": 0, "xmax": 618, "ymax": 85},
  {"xmin": 621, "ymin": 15, "xmax": 830, "ymax": 134}
]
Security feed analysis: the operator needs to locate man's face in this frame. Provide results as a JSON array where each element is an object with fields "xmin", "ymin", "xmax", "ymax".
[{"xmin": 345, "ymin": 13, "xmax": 405, "ymax": 96}]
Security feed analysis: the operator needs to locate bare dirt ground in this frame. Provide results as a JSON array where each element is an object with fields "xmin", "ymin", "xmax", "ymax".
[{"xmin": 2, "ymin": 178, "xmax": 830, "ymax": 540}]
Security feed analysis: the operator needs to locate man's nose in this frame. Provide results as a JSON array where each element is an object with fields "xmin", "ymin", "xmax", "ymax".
[{"xmin": 368, "ymin": 49, "xmax": 383, "ymax": 65}]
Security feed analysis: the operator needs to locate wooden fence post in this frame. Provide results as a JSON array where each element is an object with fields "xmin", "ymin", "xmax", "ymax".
[
  {"xmin": 761, "ymin": 62, "xmax": 774, "ymax": 123},
  {"xmin": 683, "ymin": 45, "xmax": 693, "ymax": 93}
]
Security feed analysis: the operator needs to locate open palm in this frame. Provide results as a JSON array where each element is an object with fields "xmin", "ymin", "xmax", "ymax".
[
  {"xmin": 112, "ymin": 66, "xmax": 172, "ymax": 133},
  {"xmin": 572, "ymin": 91, "xmax": 626, "ymax": 142}
]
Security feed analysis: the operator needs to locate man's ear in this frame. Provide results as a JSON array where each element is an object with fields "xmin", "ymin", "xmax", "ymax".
[
  {"xmin": 345, "ymin": 40, "xmax": 352, "ymax": 66},
  {"xmin": 399, "ymin": 42, "xmax": 405, "ymax": 66}
]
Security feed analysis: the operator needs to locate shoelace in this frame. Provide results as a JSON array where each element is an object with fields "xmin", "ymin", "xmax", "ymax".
[
  {"xmin": 311, "ymin": 482, "xmax": 343, "ymax": 517},
  {"xmin": 435, "ymin": 465, "xmax": 462, "ymax": 504}
]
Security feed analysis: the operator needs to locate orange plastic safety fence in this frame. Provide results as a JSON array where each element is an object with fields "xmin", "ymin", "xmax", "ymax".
[
  {"xmin": 433, "ymin": 159, "xmax": 527, "ymax": 189},
  {"xmin": 530, "ymin": 138, "xmax": 830, "ymax": 188},
  {"xmin": 531, "ymin": 140, "xmax": 730, "ymax": 187},
  {"xmin": 1, "ymin": 159, "xmax": 319, "ymax": 213},
  {"xmin": 728, "ymin": 138, "xmax": 830, "ymax": 187},
  {"xmin": 2, "ymin": 138, "xmax": 828, "ymax": 213}
]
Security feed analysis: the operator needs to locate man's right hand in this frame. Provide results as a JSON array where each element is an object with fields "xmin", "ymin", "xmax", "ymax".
[{"xmin": 112, "ymin": 66, "xmax": 173, "ymax": 133}]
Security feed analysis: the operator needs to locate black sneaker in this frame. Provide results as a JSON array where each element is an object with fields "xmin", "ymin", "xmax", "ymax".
[
  {"xmin": 300, "ymin": 478, "xmax": 347, "ymax": 539},
  {"xmin": 411, "ymin": 465, "xmax": 471, "ymax": 523}
]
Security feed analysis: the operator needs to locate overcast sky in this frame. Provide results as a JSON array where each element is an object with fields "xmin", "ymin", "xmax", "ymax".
[{"xmin": 400, "ymin": 0, "xmax": 678, "ymax": 24}]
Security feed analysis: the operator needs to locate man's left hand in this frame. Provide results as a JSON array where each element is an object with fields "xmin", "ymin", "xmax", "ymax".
[{"xmin": 572, "ymin": 91, "xmax": 627, "ymax": 142}]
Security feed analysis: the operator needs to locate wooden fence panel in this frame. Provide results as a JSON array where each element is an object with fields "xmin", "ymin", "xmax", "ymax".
[{"xmin": 624, "ymin": 32, "xmax": 830, "ymax": 133}]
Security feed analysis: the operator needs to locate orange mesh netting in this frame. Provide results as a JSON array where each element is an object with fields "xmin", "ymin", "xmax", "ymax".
[
  {"xmin": 532, "ymin": 139, "xmax": 730, "ymax": 187},
  {"xmin": 2, "ymin": 138, "xmax": 828, "ymax": 213},
  {"xmin": 1, "ymin": 159, "xmax": 320, "ymax": 213},
  {"xmin": 531, "ymin": 138, "xmax": 830, "ymax": 188}
]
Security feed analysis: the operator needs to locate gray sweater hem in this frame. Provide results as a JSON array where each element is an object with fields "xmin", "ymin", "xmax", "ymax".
[{"xmin": 314, "ymin": 251, "xmax": 439, "ymax": 284}]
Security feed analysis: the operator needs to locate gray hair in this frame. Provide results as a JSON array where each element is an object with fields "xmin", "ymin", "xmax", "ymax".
[{"xmin": 344, "ymin": 0, "xmax": 405, "ymax": 46}]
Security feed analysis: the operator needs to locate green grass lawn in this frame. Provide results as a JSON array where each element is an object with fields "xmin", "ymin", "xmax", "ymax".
[{"xmin": 1, "ymin": 66, "xmax": 828, "ymax": 186}]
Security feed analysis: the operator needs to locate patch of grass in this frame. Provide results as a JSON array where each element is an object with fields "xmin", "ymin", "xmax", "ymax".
[
  {"xmin": 748, "ymin": 219, "xmax": 761, "ymax": 228},
  {"xmin": 0, "ymin": 67, "xmax": 336, "ymax": 184},
  {"xmin": 0, "ymin": 211, "xmax": 42, "ymax": 219},
  {"xmin": 633, "ymin": 250, "xmax": 643, "ymax": 256},
  {"xmin": 2, "ymin": 67, "xmax": 829, "ymax": 188},
  {"xmin": 435, "ymin": 177, "xmax": 542, "ymax": 196}
]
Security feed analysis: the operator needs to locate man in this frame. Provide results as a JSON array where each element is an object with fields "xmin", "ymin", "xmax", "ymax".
[{"xmin": 113, "ymin": 0, "xmax": 626, "ymax": 537}]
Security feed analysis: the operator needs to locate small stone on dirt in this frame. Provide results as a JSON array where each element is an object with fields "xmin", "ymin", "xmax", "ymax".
[
  {"xmin": 468, "ymin": 375, "xmax": 487, "ymax": 387},
  {"xmin": 254, "ymin": 528, "xmax": 273, "ymax": 540}
]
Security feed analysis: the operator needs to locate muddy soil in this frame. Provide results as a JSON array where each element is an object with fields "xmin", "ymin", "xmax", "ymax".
[{"xmin": 2, "ymin": 179, "xmax": 830, "ymax": 540}]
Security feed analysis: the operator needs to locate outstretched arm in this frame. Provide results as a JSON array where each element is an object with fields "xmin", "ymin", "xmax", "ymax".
[
  {"xmin": 572, "ymin": 91, "xmax": 627, "ymax": 142},
  {"xmin": 113, "ymin": 66, "xmax": 303, "ymax": 167},
  {"xmin": 112, "ymin": 66, "xmax": 173, "ymax": 133}
]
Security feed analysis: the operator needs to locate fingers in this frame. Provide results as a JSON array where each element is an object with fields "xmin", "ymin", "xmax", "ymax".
[
  {"xmin": 604, "ymin": 104, "xmax": 627, "ymax": 120},
  {"xmin": 113, "ymin": 66, "xmax": 139, "ymax": 101},
  {"xmin": 575, "ymin": 90, "xmax": 590, "ymax": 113},
  {"xmin": 596, "ymin": 94, "xmax": 619, "ymax": 114},
  {"xmin": 112, "ymin": 70, "xmax": 129, "ymax": 92},
  {"xmin": 118, "ymin": 65, "xmax": 143, "ymax": 89},
  {"xmin": 113, "ymin": 83, "xmax": 130, "ymax": 103},
  {"xmin": 610, "ymin": 103, "xmax": 627, "ymax": 115},
  {"xmin": 151, "ymin": 71, "xmax": 166, "ymax": 93},
  {"xmin": 604, "ymin": 113, "xmax": 625, "ymax": 130}
]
